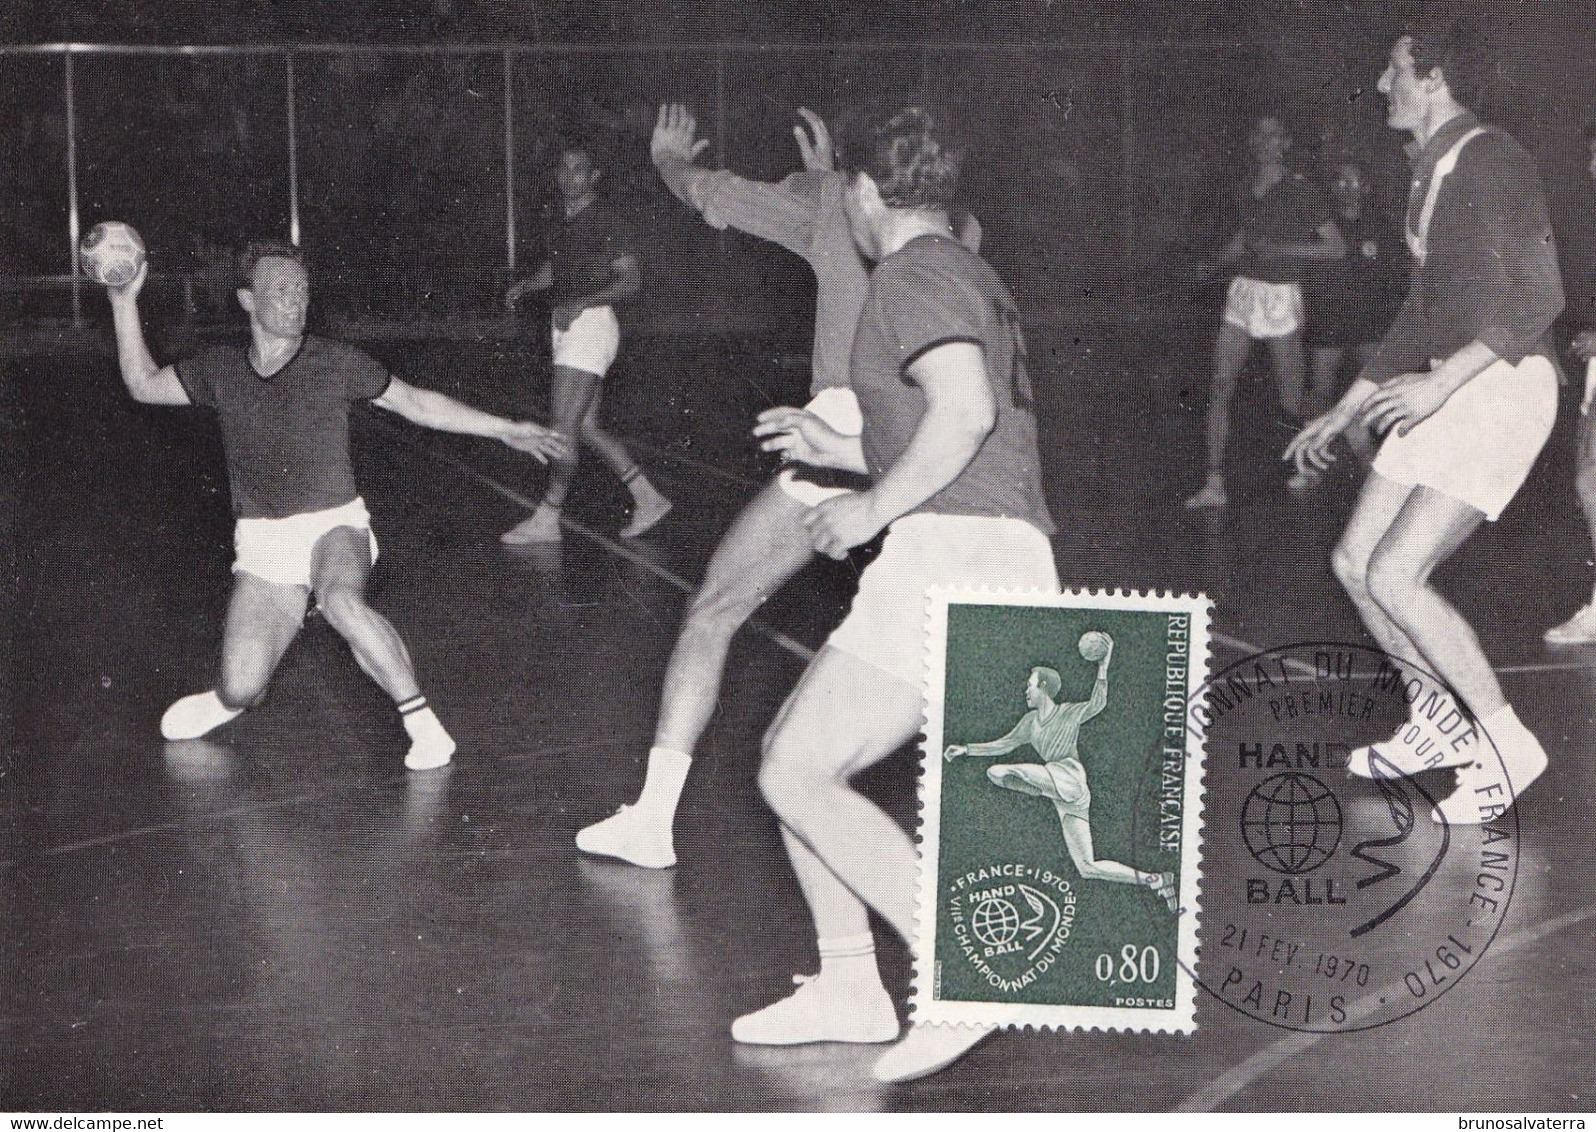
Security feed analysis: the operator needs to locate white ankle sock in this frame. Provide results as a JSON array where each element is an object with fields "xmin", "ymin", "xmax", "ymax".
[
  {"xmin": 636, "ymin": 747, "xmax": 692, "ymax": 816},
  {"xmin": 399, "ymin": 697, "xmax": 455, "ymax": 770},
  {"xmin": 817, "ymin": 931, "xmax": 881, "ymax": 985}
]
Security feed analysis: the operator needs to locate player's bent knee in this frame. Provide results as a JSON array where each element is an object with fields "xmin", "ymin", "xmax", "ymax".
[
  {"xmin": 316, "ymin": 586, "xmax": 369, "ymax": 634},
  {"xmin": 1364, "ymin": 546, "xmax": 1418, "ymax": 614}
]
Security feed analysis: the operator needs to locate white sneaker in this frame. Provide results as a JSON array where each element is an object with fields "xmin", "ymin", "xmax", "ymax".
[
  {"xmin": 575, "ymin": 804, "xmax": 677, "ymax": 869},
  {"xmin": 872, "ymin": 1022, "xmax": 995, "ymax": 1083},
  {"xmin": 731, "ymin": 973, "xmax": 899, "ymax": 1046},
  {"xmin": 619, "ymin": 495, "xmax": 673, "ymax": 539},
  {"xmin": 1184, "ymin": 479, "xmax": 1227, "ymax": 509},
  {"xmin": 1346, "ymin": 734, "xmax": 1472, "ymax": 779},
  {"xmin": 1544, "ymin": 604, "xmax": 1596, "ymax": 645},
  {"xmin": 501, "ymin": 508, "xmax": 561, "ymax": 545},
  {"xmin": 160, "ymin": 691, "xmax": 242, "ymax": 741},
  {"xmin": 1432, "ymin": 732, "xmax": 1548, "ymax": 826}
]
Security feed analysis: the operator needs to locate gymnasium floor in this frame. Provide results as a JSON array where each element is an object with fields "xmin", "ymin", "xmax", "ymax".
[{"xmin": 4, "ymin": 327, "xmax": 1595, "ymax": 1112}]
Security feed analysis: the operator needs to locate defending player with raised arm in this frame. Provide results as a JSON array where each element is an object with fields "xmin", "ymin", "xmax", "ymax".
[
  {"xmin": 501, "ymin": 142, "xmax": 671, "ymax": 544},
  {"xmin": 573, "ymin": 103, "xmax": 980, "ymax": 870},
  {"xmin": 107, "ymin": 241, "xmax": 568, "ymax": 769},
  {"xmin": 743, "ymin": 102, "xmax": 1058, "ymax": 1084},
  {"xmin": 1285, "ymin": 13, "xmax": 1563, "ymax": 822},
  {"xmin": 944, "ymin": 636, "xmax": 1176, "ymax": 910}
]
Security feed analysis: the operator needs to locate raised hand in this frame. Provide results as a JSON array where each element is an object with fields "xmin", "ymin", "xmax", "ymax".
[
  {"xmin": 793, "ymin": 107, "xmax": 835, "ymax": 172},
  {"xmin": 501, "ymin": 422, "xmax": 572, "ymax": 464},
  {"xmin": 107, "ymin": 259, "xmax": 150, "ymax": 302},
  {"xmin": 652, "ymin": 103, "xmax": 710, "ymax": 166}
]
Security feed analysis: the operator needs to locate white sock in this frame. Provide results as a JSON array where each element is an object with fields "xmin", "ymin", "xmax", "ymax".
[
  {"xmin": 635, "ymin": 747, "xmax": 692, "ymax": 817},
  {"xmin": 399, "ymin": 697, "xmax": 455, "ymax": 770},
  {"xmin": 817, "ymin": 931, "xmax": 881, "ymax": 987}
]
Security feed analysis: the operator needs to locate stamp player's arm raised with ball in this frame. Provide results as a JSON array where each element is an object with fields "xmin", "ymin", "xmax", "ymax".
[{"xmin": 107, "ymin": 263, "xmax": 192, "ymax": 406}]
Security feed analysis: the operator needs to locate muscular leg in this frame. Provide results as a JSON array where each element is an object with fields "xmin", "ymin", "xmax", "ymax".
[
  {"xmin": 310, "ymin": 525, "xmax": 453, "ymax": 768},
  {"xmin": 1307, "ymin": 346, "xmax": 1344, "ymax": 421},
  {"xmin": 1187, "ymin": 320, "xmax": 1251, "ymax": 507},
  {"xmin": 1265, "ymin": 330, "xmax": 1308, "ymax": 421},
  {"xmin": 986, "ymin": 762, "xmax": 1058, "ymax": 798},
  {"xmin": 579, "ymin": 384, "xmax": 672, "ymax": 538},
  {"xmin": 654, "ymin": 480, "xmax": 817, "ymax": 752},
  {"xmin": 1575, "ymin": 411, "xmax": 1596, "ymax": 606},
  {"xmin": 1332, "ymin": 472, "xmax": 1425, "ymax": 664},
  {"xmin": 310, "ymin": 525, "xmax": 419, "ymax": 702},
  {"xmin": 544, "ymin": 364, "xmax": 604, "ymax": 513},
  {"xmin": 218, "ymin": 572, "xmax": 309, "ymax": 709},
  {"xmin": 163, "ymin": 571, "xmax": 306, "ymax": 741},
  {"xmin": 575, "ymin": 479, "xmax": 818, "ymax": 868},
  {"xmin": 1056, "ymin": 811, "xmax": 1153, "ymax": 886},
  {"xmin": 1363, "ymin": 487, "xmax": 1497, "ymax": 714}
]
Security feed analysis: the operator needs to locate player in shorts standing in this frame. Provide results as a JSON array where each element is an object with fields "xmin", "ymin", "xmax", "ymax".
[
  {"xmin": 575, "ymin": 103, "xmax": 979, "ymax": 869},
  {"xmin": 1287, "ymin": 15, "xmax": 1564, "ymax": 822},
  {"xmin": 1186, "ymin": 114, "xmax": 1346, "ymax": 509},
  {"xmin": 746, "ymin": 103, "xmax": 1058, "ymax": 1083},
  {"xmin": 1294, "ymin": 161, "xmax": 1406, "ymax": 490},
  {"xmin": 1544, "ymin": 123, "xmax": 1596, "ymax": 645},
  {"xmin": 943, "ymin": 638, "xmax": 1178, "ymax": 912},
  {"xmin": 106, "ymin": 241, "xmax": 568, "ymax": 769},
  {"xmin": 501, "ymin": 143, "xmax": 672, "ymax": 544}
]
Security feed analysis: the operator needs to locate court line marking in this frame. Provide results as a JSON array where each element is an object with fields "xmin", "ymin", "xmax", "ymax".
[
  {"xmin": 1213, "ymin": 631, "xmax": 1596, "ymax": 679},
  {"xmin": 1176, "ymin": 902, "xmax": 1596, "ymax": 1112},
  {"xmin": 6, "ymin": 737, "xmax": 638, "ymax": 867},
  {"xmin": 377, "ymin": 421, "xmax": 818, "ymax": 664}
]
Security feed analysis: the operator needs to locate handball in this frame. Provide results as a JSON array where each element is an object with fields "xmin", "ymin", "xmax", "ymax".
[
  {"xmin": 1078, "ymin": 630, "xmax": 1112, "ymax": 663},
  {"xmin": 80, "ymin": 221, "xmax": 146, "ymax": 287}
]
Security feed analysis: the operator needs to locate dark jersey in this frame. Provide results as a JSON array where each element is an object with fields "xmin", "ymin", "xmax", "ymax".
[
  {"xmin": 547, "ymin": 200, "xmax": 639, "ymax": 306},
  {"xmin": 1234, "ymin": 171, "xmax": 1333, "ymax": 285},
  {"xmin": 1305, "ymin": 212, "xmax": 1407, "ymax": 347},
  {"xmin": 849, "ymin": 233, "xmax": 1055, "ymax": 536},
  {"xmin": 174, "ymin": 336, "xmax": 391, "ymax": 520}
]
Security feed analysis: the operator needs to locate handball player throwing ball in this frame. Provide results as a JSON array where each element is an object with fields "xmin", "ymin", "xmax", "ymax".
[
  {"xmin": 106, "ymin": 241, "xmax": 568, "ymax": 769},
  {"xmin": 745, "ymin": 103, "xmax": 1058, "ymax": 1082}
]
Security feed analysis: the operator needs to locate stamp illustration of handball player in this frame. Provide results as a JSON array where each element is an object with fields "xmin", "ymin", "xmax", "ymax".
[
  {"xmin": 943, "ymin": 631, "xmax": 1178, "ymax": 913},
  {"xmin": 501, "ymin": 141, "xmax": 672, "ymax": 545},
  {"xmin": 747, "ymin": 103, "xmax": 1058, "ymax": 1083},
  {"xmin": 575, "ymin": 103, "xmax": 982, "ymax": 870},
  {"xmin": 1287, "ymin": 13, "xmax": 1564, "ymax": 823},
  {"xmin": 107, "ymin": 241, "xmax": 569, "ymax": 769}
]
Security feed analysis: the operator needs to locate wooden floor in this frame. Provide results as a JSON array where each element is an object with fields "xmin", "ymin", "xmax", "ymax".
[{"xmin": 5, "ymin": 333, "xmax": 1595, "ymax": 1112}]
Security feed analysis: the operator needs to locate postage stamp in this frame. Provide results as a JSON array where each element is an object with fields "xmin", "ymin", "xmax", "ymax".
[
  {"xmin": 912, "ymin": 587, "xmax": 1211, "ymax": 1032},
  {"xmin": 1190, "ymin": 642, "xmax": 1520, "ymax": 1032}
]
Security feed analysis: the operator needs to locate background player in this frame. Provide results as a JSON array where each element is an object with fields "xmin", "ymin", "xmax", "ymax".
[
  {"xmin": 575, "ymin": 103, "xmax": 980, "ymax": 869},
  {"xmin": 107, "ymin": 240, "xmax": 567, "ymax": 769},
  {"xmin": 747, "ymin": 102, "xmax": 1059, "ymax": 1083},
  {"xmin": 502, "ymin": 142, "xmax": 671, "ymax": 544},
  {"xmin": 944, "ymin": 637, "xmax": 1177, "ymax": 912},
  {"xmin": 1186, "ymin": 113, "xmax": 1346, "ymax": 509},
  {"xmin": 1287, "ymin": 16, "xmax": 1563, "ymax": 822},
  {"xmin": 1545, "ymin": 122, "xmax": 1596, "ymax": 645}
]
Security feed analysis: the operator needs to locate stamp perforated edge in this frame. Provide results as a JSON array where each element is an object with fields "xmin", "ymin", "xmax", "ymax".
[{"xmin": 909, "ymin": 585, "xmax": 1213, "ymax": 1033}]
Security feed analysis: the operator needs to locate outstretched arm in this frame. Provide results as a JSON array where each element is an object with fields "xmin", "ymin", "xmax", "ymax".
[
  {"xmin": 373, "ymin": 377, "xmax": 570, "ymax": 463},
  {"xmin": 946, "ymin": 715, "xmax": 1036, "ymax": 762},
  {"xmin": 106, "ymin": 263, "xmax": 190, "ymax": 406}
]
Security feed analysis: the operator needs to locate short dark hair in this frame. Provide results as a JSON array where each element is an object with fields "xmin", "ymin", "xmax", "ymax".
[
  {"xmin": 559, "ymin": 140, "xmax": 602, "ymax": 171},
  {"xmin": 835, "ymin": 103, "xmax": 966, "ymax": 211},
  {"xmin": 237, "ymin": 240, "xmax": 306, "ymax": 288},
  {"xmin": 1031, "ymin": 666, "xmax": 1063, "ymax": 700},
  {"xmin": 1408, "ymin": 9, "xmax": 1497, "ymax": 108}
]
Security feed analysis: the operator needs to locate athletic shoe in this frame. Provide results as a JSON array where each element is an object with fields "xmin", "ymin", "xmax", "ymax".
[
  {"xmin": 1346, "ymin": 736, "xmax": 1472, "ymax": 779},
  {"xmin": 731, "ymin": 973, "xmax": 899, "ymax": 1046},
  {"xmin": 872, "ymin": 1023, "xmax": 995, "ymax": 1083},
  {"xmin": 1432, "ymin": 729, "xmax": 1547, "ymax": 826},
  {"xmin": 575, "ymin": 804, "xmax": 677, "ymax": 869},
  {"xmin": 1544, "ymin": 603, "xmax": 1596, "ymax": 645},
  {"xmin": 620, "ymin": 496, "xmax": 673, "ymax": 539},
  {"xmin": 1149, "ymin": 871, "xmax": 1179, "ymax": 913},
  {"xmin": 160, "ymin": 691, "xmax": 242, "ymax": 741},
  {"xmin": 1183, "ymin": 480, "xmax": 1227, "ymax": 510},
  {"xmin": 501, "ymin": 508, "xmax": 561, "ymax": 545}
]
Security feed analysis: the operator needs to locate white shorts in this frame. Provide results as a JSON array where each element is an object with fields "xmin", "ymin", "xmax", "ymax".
[
  {"xmin": 1223, "ymin": 276, "xmax": 1304, "ymax": 339},
  {"xmin": 826, "ymin": 513, "xmax": 1060, "ymax": 687},
  {"xmin": 778, "ymin": 387, "xmax": 865, "ymax": 506},
  {"xmin": 551, "ymin": 305, "xmax": 620, "ymax": 377},
  {"xmin": 233, "ymin": 497, "xmax": 379, "ymax": 589},
  {"xmin": 1372, "ymin": 355, "xmax": 1557, "ymax": 521}
]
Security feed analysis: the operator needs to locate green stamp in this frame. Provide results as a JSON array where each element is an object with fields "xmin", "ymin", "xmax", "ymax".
[{"xmin": 913, "ymin": 588, "xmax": 1211, "ymax": 1032}]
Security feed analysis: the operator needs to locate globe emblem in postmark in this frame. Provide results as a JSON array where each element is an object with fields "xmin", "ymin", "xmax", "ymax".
[
  {"xmin": 970, "ymin": 896, "xmax": 1023, "ymax": 948},
  {"xmin": 1241, "ymin": 772, "xmax": 1343, "ymax": 874}
]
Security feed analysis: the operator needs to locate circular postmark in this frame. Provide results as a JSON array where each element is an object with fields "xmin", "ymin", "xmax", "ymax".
[{"xmin": 1184, "ymin": 642, "xmax": 1519, "ymax": 1032}]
